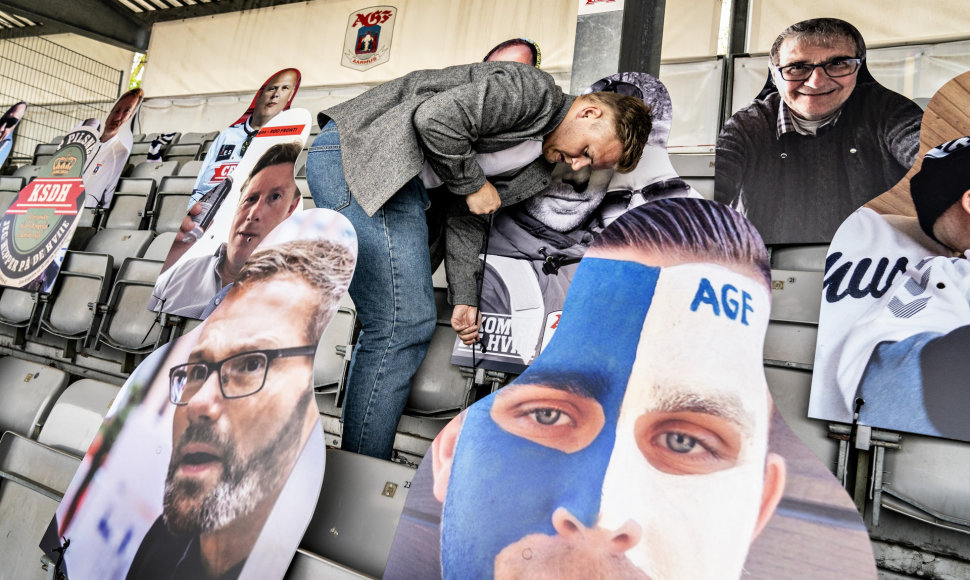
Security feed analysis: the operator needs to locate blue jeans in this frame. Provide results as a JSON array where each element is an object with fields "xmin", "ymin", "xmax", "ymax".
[{"xmin": 306, "ymin": 121, "xmax": 436, "ymax": 460}]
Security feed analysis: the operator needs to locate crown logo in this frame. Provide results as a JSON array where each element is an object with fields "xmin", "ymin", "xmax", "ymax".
[{"xmin": 51, "ymin": 154, "xmax": 77, "ymax": 176}]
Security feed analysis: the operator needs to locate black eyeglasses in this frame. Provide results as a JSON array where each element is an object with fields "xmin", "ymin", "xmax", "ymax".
[
  {"xmin": 775, "ymin": 57, "xmax": 862, "ymax": 81},
  {"xmin": 169, "ymin": 345, "xmax": 316, "ymax": 405}
]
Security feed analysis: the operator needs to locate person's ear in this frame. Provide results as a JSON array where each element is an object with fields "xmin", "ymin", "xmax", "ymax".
[
  {"xmin": 959, "ymin": 189, "xmax": 970, "ymax": 217},
  {"xmin": 431, "ymin": 413, "xmax": 464, "ymax": 503},
  {"xmin": 576, "ymin": 104, "xmax": 604, "ymax": 121},
  {"xmin": 287, "ymin": 191, "xmax": 301, "ymax": 216},
  {"xmin": 752, "ymin": 452, "xmax": 786, "ymax": 540}
]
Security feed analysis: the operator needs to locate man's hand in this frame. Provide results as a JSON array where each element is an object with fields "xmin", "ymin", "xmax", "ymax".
[
  {"xmin": 176, "ymin": 202, "xmax": 203, "ymax": 243},
  {"xmin": 451, "ymin": 304, "xmax": 481, "ymax": 345},
  {"xmin": 465, "ymin": 180, "xmax": 501, "ymax": 215}
]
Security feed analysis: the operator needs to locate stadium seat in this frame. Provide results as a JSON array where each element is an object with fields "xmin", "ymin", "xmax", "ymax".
[
  {"xmin": 37, "ymin": 378, "xmax": 120, "ymax": 457},
  {"xmin": 299, "ymin": 448, "xmax": 416, "ymax": 579},
  {"xmin": 406, "ymin": 288, "xmax": 473, "ymax": 416},
  {"xmin": 100, "ymin": 192, "xmax": 150, "ymax": 231},
  {"xmin": 313, "ymin": 307, "xmax": 356, "ymax": 394},
  {"xmin": 771, "ymin": 244, "xmax": 830, "ymax": 271},
  {"xmin": 156, "ymin": 175, "xmax": 197, "ymax": 196},
  {"xmin": 143, "ymin": 231, "xmax": 176, "ymax": 261},
  {"xmin": 296, "ymin": 149, "xmax": 308, "ymax": 177},
  {"xmin": 129, "ymin": 160, "xmax": 179, "ymax": 189},
  {"xmin": 0, "ymin": 287, "xmax": 40, "ymax": 346},
  {"xmin": 33, "ymin": 143, "xmax": 58, "ymax": 166},
  {"xmin": 0, "ymin": 431, "xmax": 81, "ymax": 580},
  {"xmin": 0, "ymin": 188, "xmax": 18, "ymax": 215},
  {"xmin": 286, "ymin": 549, "xmax": 371, "ymax": 580},
  {"xmin": 0, "ymin": 355, "xmax": 70, "ymax": 438},
  {"xmin": 12, "ymin": 164, "xmax": 42, "ymax": 183},
  {"xmin": 83, "ymin": 229, "xmax": 154, "ymax": 273},
  {"xmin": 178, "ymin": 160, "xmax": 203, "ymax": 177},
  {"xmin": 94, "ymin": 258, "xmax": 166, "ymax": 373},
  {"xmin": 669, "ymin": 153, "xmax": 715, "ymax": 200},
  {"xmin": 164, "ymin": 143, "xmax": 201, "ymax": 163},
  {"xmin": 0, "ymin": 175, "xmax": 25, "ymax": 193},
  {"xmin": 150, "ymin": 191, "xmax": 191, "ymax": 233},
  {"xmin": 36, "ymin": 251, "xmax": 113, "ymax": 356},
  {"xmin": 769, "ymin": 268, "xmax": 823, "ymax": 325}
]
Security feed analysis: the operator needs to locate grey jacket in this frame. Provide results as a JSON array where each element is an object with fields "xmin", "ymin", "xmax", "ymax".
[{"xmin": 320, "ymin": 61, "xmax": 574, "ymax": 305}]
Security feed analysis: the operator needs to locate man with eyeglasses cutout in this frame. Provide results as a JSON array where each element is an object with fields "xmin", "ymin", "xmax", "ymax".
[
  {"xmin": 715, "ymin": 18, "xmax": 922, "ymax": 245},
  {"xmin": 126, "ymin": 238, "xmax": 355, "ymax": 580}
]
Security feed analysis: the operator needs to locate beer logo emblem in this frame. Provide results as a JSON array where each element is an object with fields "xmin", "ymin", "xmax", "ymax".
[{"xmin": 51, "ymin": 154, "xmax": 77, "ymax": 176}]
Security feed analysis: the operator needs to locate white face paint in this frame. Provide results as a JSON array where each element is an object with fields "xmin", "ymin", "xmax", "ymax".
[{"xmin": 597, "ymin": 263, "xmax": 773, "ymax": 579}]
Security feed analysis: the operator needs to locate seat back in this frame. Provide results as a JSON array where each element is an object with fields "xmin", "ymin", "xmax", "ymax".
[
  {"xmin": 37, "ymin": 378, "xmax": 120, "ymax": 457},
  {"xmin": 103, "ymin": 192, "xmax": 150, "ymax": 230},
  {"xmin": 84, "ymin": 229, "xmax": 154, "ymax": 269},
  {"xmin": 0, "ymin": 356, "xmax": 70, "ymax": 438},
  {"xmin": 301, "ymin": 449, "xmax": 415, "ymax": 579},
  {"xmin": 151, "ymin": 192, "xmax": 192, "ymax": 233},
  {"xmin": 669, "ymin": 153, "xmax": 715, "ymax": 200},
  {"xmin": 0, "ymin": 432, "xmax": 81, "ymax": 580},
  {"xmin": 41, "ymin": 251, "xmax": 113, "ymax": 340},
  {"xmin": 97, "ymin": 258, "xmax": 164, "ymax": 353}
]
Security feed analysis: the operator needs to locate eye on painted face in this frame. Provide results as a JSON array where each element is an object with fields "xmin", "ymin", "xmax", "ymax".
[{"xmin": 772, "ymin": 36, "xmax": 859, "ymax": 121}]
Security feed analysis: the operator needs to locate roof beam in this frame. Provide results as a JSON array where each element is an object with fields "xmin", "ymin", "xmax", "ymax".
[{"xmin": 0, "ymin": 0, "xmax": 149, "ymax": 51}]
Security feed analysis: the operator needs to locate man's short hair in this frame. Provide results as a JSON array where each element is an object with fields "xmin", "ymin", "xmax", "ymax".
[
  {"xmin": 119, "ymin": 87, "xmax": 144, "ymax": 104},
  {"xmin": 483, "ymin": 38, "xmax": 541, "ymax": 67},
  {"xmin": 581, "ymin": 91, "xmax": 652, "ymax": 174},
  {"xmin": 231, "ymin": 239, "xmax": 355, "ymax": 340},
  {"xmin": 769, "ymin": 18, "xmax": 866, "ymax": 66},
  {"xmin": 591, "ymin": 197, "xmax": 770, "ymax": 288},
  {"xmin": 241, "ymin": 141, "xmax": 302, "ymax": 195}
]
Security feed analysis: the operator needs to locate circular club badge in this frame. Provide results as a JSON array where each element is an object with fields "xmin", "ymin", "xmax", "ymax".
[{"xmin": 0, "ymin": 128, "xmax": 96, "ymax": 286}]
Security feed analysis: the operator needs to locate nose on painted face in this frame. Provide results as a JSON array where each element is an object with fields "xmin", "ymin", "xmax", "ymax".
[
  {"xmin": 185, "ymin": 368, "xmax": 225, "ymax": 421},
  {"xmin": 552, "ymin": 507, "xmax": 642, "ymax": 555}
]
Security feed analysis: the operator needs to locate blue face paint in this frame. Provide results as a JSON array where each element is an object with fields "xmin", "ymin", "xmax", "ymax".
[{"xmin": 440, "ymin": 257, "xmax": 660, "ymax": 579}]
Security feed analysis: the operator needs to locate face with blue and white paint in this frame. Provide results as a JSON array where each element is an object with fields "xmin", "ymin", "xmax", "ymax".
[{"xmin": 432, "ymin": 251, "xmax": 785, "ymax": 580}]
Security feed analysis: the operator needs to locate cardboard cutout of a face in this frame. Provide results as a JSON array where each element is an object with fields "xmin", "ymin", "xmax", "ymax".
[
  {"xmin": 450, "ymin": 72, "xmax": 699, "ymax": 373},
  {"xmin": 149, "ymin": 108, "xmax": 311, "ymax": 320},
  {"xmin": 0, "ymin": 125, "xmax": 99, "ymax": 290},
  {"xmin": 42, "ymin": 208, "xmax": 357, "ymax": 580},
  {"xmin": 810, "ymin": 71, "xmax": 970, "ymax": 442},
  {"xmin": 714, "ymin": 18, "xmax": 923, "ymax": 245},
  {"xmin": 0, "ymin": 101, "xmax": 27, "ymax": 165},
  {"xmin": 392, "ymin": 199, "xmax": 876, "ymax": 579},
  {"xmin": 190, "ymin": 69, "xmax": 301, "ymax": 205},
  {"xmin": 83, "ymin": 89, "xmax": 143, "ymax": 208}
]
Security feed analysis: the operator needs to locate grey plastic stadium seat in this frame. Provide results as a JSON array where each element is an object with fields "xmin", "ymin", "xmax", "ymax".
[
  {"xmin": 763, "ymin": 366, "xmax": 838, "ymax": 471},
  {"xmin": 12, "ymin": 164, "xmax": 43, "ymax": 183},
  {"xmin": 770, "ymin": 244, "xmax": 830, "ymax": 272},
  {"xmin": 300, "ymin": 449, "xmax": 415, "ymax": 579},
  {"xmin": 37, "ymin": 378, "xmax": 120, "ymax": 457},
  {"xmin": 177, "ymin": 131, "xmax": 218, "ymax": 145},
  {"xmin": 129, "ymin": 160, "xmax": 179, "ymax": 188},
  {"xmin": 0, "ymin": 288, "xmax": 40, "ymax": 345},
  {"xmin": 151, "ymin": 192, "xmax": 192, "ymax": 234},
  {"xmin": 0, "ymin": 431, "xmax": 81, "ymax": 580},
  {"xmin": 0, "ymin": 189, "xmax": 18, "ymax": 215},
  {"xmin": 83, "ymin": 229, "xmax": 154, "ymax": 273},
  {"xmin": 286, "ymin": 549, "xmax": 371, "ymax": 580},
  {"xmin": 295, "ymin": 176, "xmax": 311, "ymax": 200},
  {"xmin": 668, "ymin": 153, "xmax": 715, "ymax": 200},
  {"xmin": 37, "ymin": 251, "xmax": 113, "ymax": 354},
  {"xmin": 296, "ymin": 149, "xmax": 308, "ymax": 177},
  {"xmin": 178, "ymin": 160, "xmax": 203, "ymax": 177},
  {"xmin": 0, "ymin": 356, "xmax": 70, "ymax": 438},
  {"xmin": 157, "ymin": 175, "xmax": 197, "ymax": 196},
  {"xmin": 0, "ymin": 175, "xmax": 25, "ymax": 193},
  {"xmin": 143, "ymin": 231, "xmax": 176, "ymax": 261},
  {"xmin": 164, "ymin": 143, "xmax": 202, "ymax": 163},
  {"xmin": 406, "ymin": 325, "xmax": 473, "ymax": 416},
  {"xmin": 407, "ymin": 288, "xmax": 473, "ymax": 416},
  {"xmin": 880, "ymin": 434, "xmax": 970, "ymax": 533},
  {"xmin": 764, "ymin": 322, "xmax": 817, "ymax": 368},
  {"xmin": 95, "ymin": 258, "xmax": 165, "ymax": 372},
  {"xmin": 313, "ymin": 307, "xmax": 356, "ymax": 393},
  {"xmin": 769, "ymin": 268, "xmax": 823, "ymax": 325}
]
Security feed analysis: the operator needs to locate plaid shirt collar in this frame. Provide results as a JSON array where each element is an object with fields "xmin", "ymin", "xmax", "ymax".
[{"xmin": 776, "ymin": 99, "xmax": 842, "ymax": 138}]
